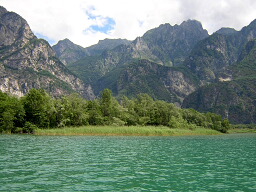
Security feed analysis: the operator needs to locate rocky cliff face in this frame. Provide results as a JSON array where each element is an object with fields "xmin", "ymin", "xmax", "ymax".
[
  {"xmin": 141, "ymin": 20, "xmax": 209, "ymax": 66},
  {"xmin": 183, "ymin": 28, "xmax": 256, "ymax": 123},
  {"xmin": 184, "ymin": 19, "xmax": 256, "ymax": 84},
  {"xmin": 0, "ymin": 6, "xmax": 94, "ymax": 99},
  {"xmin": 94, "ymin": 60, "xmax": 198, "ymax": 104},
  {"xmin": 182, "ymin": 78, "xmax": 256, "ymax": 124}
]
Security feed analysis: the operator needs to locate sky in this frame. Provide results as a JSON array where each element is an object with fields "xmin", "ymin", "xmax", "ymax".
[{"xmin": 1, "ymin": 0, "xmax": 256, "ymax": 47}]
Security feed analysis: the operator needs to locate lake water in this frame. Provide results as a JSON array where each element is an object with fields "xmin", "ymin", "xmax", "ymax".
[{"xmin": 0, "ymin": 134, "xmax": 256, "ymax": 192}]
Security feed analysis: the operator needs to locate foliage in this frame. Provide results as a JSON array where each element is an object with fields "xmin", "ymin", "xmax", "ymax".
[
  {"xmin": 21, "ymin": 122, "xmax": 38, "ymax": 134},
  {"xmin": 0, "ymin": 91, "xmax": 25, "ymax": 133},
  {"xmin": 0, "ymin": 88, "xmax": 230, "ymax": 134},
  {"xmin": 22, "ymin": 89, "xmax": 55, "ymax": 128},
  {"xmin": 56, "ymin": 93, "xmax": 88, "ymax": 127}
]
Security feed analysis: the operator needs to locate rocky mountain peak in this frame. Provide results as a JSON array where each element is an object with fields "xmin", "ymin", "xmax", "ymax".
[
  {"xmin": 54, "ymin": 38, "xmax": 84, "ymax": 55},
  {"xmin": 140, "ymin": 19, "xmax": 209, "ymax": 66},
  {"xmin": 57, "ymin": 38, "xmax": 75, "ymax": 46},
  {"xmin": 0, "ymin": 7, "xmax": 35, "ymax": 48},
  {"xmin": 215, "ymin": 27, "xmax": 237, "ymax": 35},
  {"xmin": 247, "ymin": 19, "xmax": 256, "ymax": 28},
  {"xmin": 179, "ymin": 20, "xmax": 209, "ymax": 37},
  {"xmin": 240, "ymin": 19, "xmax": 256, "ymax": 41},
  {"xmin": 0, "ymin": 6, "xmax": 7, "ymax": 15},
  {"xmin": 96, "ymin": 38, "xmax": 131, "ymax": 48},
  {"xmin": 180, "ymin": 19, "xmax": 203, "ymax": 29}
]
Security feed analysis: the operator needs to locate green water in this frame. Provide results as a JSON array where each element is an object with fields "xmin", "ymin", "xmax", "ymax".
[{"xmin": 0, "ymin": 134, "xmax": 255, "ymax": 192}]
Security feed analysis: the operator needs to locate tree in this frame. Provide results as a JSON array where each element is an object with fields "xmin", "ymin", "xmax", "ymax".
[
  {"xmin": 133, "ymin": 94, "xmax": 154, "ymax": 125},
  {"xmin": 119, "ymin": 96, "xmax": 138, "ymax": 126},
  {"xmin": 100, "ymin": 89, "xmax": 121, "ymax": 124},
  {"xmin": 59, "ymin": 93, "xmax": 88, "ymax": 126},
  {"xmin": 22, "ymin": 89, "xmax": 55, "ymax": 128},
  {"xmin": 0, "ymin": 91, "xmax": 25, "ymax": 133},
  {"xmin": 87, "ymin": 100, "xmax": 104, "ymax": 125}
]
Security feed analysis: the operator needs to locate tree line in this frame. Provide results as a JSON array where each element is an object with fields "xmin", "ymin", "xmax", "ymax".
[{"xmin": 0, "ymin": 88, "xmax": 230, "ymax": 134}]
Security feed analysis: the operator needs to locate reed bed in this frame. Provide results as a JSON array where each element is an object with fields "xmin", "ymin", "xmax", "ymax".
[{"xmin": 35, "ymin": 126, "xmax": 221, "ymax": 136}]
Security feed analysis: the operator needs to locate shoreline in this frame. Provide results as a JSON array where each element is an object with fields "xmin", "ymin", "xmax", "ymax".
[{"xmin": 35, "ymin": 126, "xmax": 222, "ymax": 136}]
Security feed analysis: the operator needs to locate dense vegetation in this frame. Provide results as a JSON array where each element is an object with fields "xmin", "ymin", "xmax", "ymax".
[{"xmin": 0, "ymin": 88, "xmax": 230, "ymax": 134}]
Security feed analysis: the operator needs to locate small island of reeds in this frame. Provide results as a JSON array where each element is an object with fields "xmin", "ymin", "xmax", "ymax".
[{"xmin": 35, "ymin": 126, "xmax": 221, "ymax": 136}]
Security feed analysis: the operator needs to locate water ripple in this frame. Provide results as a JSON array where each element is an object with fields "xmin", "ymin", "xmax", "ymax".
[{"xmin": 0, "ymin": 134, "xmax": 256, "ymax": 191}]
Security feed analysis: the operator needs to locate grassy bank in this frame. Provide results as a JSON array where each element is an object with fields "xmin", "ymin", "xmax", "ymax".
[{"xmin": 35, "ymin": 126, "xmax": 221, "ymax": 136}]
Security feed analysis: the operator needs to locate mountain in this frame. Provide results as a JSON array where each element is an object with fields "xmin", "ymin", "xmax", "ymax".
[
  {"xmin": 182, "ymin": 78, "xmax": 256, "ymax": 124},
  {"xmin": 184, "ymin": 19, "xmax": 256, "ymax": 84},
  {"xmin": 95, "ymin": 59, "xmax": 199, "ymax": 103},
  {"xmin": 183, "ymin": 35, "xmax": 256, "ymax": 123},
  {"xmin": 48, "ymin": 16, "xmax": 256, "ymax": 124},
  {"xmin": 53, "ymin": 38, "xmax": 131, "ymax": 65},
  {"xmin": 0, "ymin": 6, "xmax": 94, "ymax": 98},
  {"xmin": 141, "ymin": 20, "xmax": 209, "ymax": 66},
  {"xmin": 85, "ymin": 38, "xmax": 131, "ymax": 56},
  {"xmin": 66, "ymin": 20, "xmax": 208, "ymax": 102},
  {"xmin": 215, "ymin": 27, "xmax": 238, "ymax": 35},
  {"xmin": 4, "ymin": 5, "xmax": 256, "ymax": 124},
  {"xmin": 52, "ymin": 38, "xmax": 88, "ymax": 65}
]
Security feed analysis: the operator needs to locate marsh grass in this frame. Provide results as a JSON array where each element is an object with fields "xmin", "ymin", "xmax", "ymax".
[{"xmin": 35, "ymin": 126, "xmax": 221, "ymax": 136}]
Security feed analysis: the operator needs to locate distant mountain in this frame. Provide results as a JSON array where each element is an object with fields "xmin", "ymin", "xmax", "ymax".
[
  {"xmin": 86, "ymin": 38, "xmax": 131, "ymax": 56},
  {"xmin": 0, "ymin": 6, "xmax": 94, "ymax": 98},
  {"xmin": 52, "ymin": 38, "xmax": 88, "ymax": 65},
  {"xmin": 66, "ymin": 20, "xmax": 209, "ymax": 102},
  {"xmin": 215, "ymin": 27, "xmax": 238, "ymax": 35},
  {"xmin": 53, "ymin": 38, "xmax": 131, "ymax": 65}
]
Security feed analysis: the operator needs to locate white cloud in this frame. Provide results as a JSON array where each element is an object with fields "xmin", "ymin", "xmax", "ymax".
[{"xmin": 1, "ymin": 0, "xmax": 256, "ymax": 47}]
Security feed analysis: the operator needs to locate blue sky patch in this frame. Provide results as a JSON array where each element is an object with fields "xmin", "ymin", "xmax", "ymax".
[
  {"xmin": 90, "ymin": 17, "xmax": 115, "ymax": 34},
  {"xmin": 85, "ymin": 9, "xmax": 116, "ymax": 34},
  {"xmin": 35, "ymin": 33, "xmax": 56, "ymax": 45}
]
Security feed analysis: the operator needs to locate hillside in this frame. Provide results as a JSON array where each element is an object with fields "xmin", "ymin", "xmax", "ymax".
[
  {"xmin": 183, "ymin": 39, "xmax": 256, "ymax": 123},
  {"xmin": 95, "ymin": 59, "xmax": 199, "ymax": 103}
]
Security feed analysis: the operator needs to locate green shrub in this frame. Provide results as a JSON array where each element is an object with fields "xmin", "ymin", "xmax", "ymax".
[{"xmin": 22, "ymin": 122, "xmax": 38, "ymax": 134}]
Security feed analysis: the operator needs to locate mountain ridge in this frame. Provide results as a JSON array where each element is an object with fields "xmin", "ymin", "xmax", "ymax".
[
  {"xmin": 53, "ymin": 38, "xmax": 131, "ymax": 65},
  {"xmin": 65, "ymin": 19, "xmax": 209, "ymax": 103}
]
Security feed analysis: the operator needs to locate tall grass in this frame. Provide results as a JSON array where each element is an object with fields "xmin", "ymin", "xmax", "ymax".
[{"xmin": 35, "ymin": 126, "xmax": 221, "ymax": 136}]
